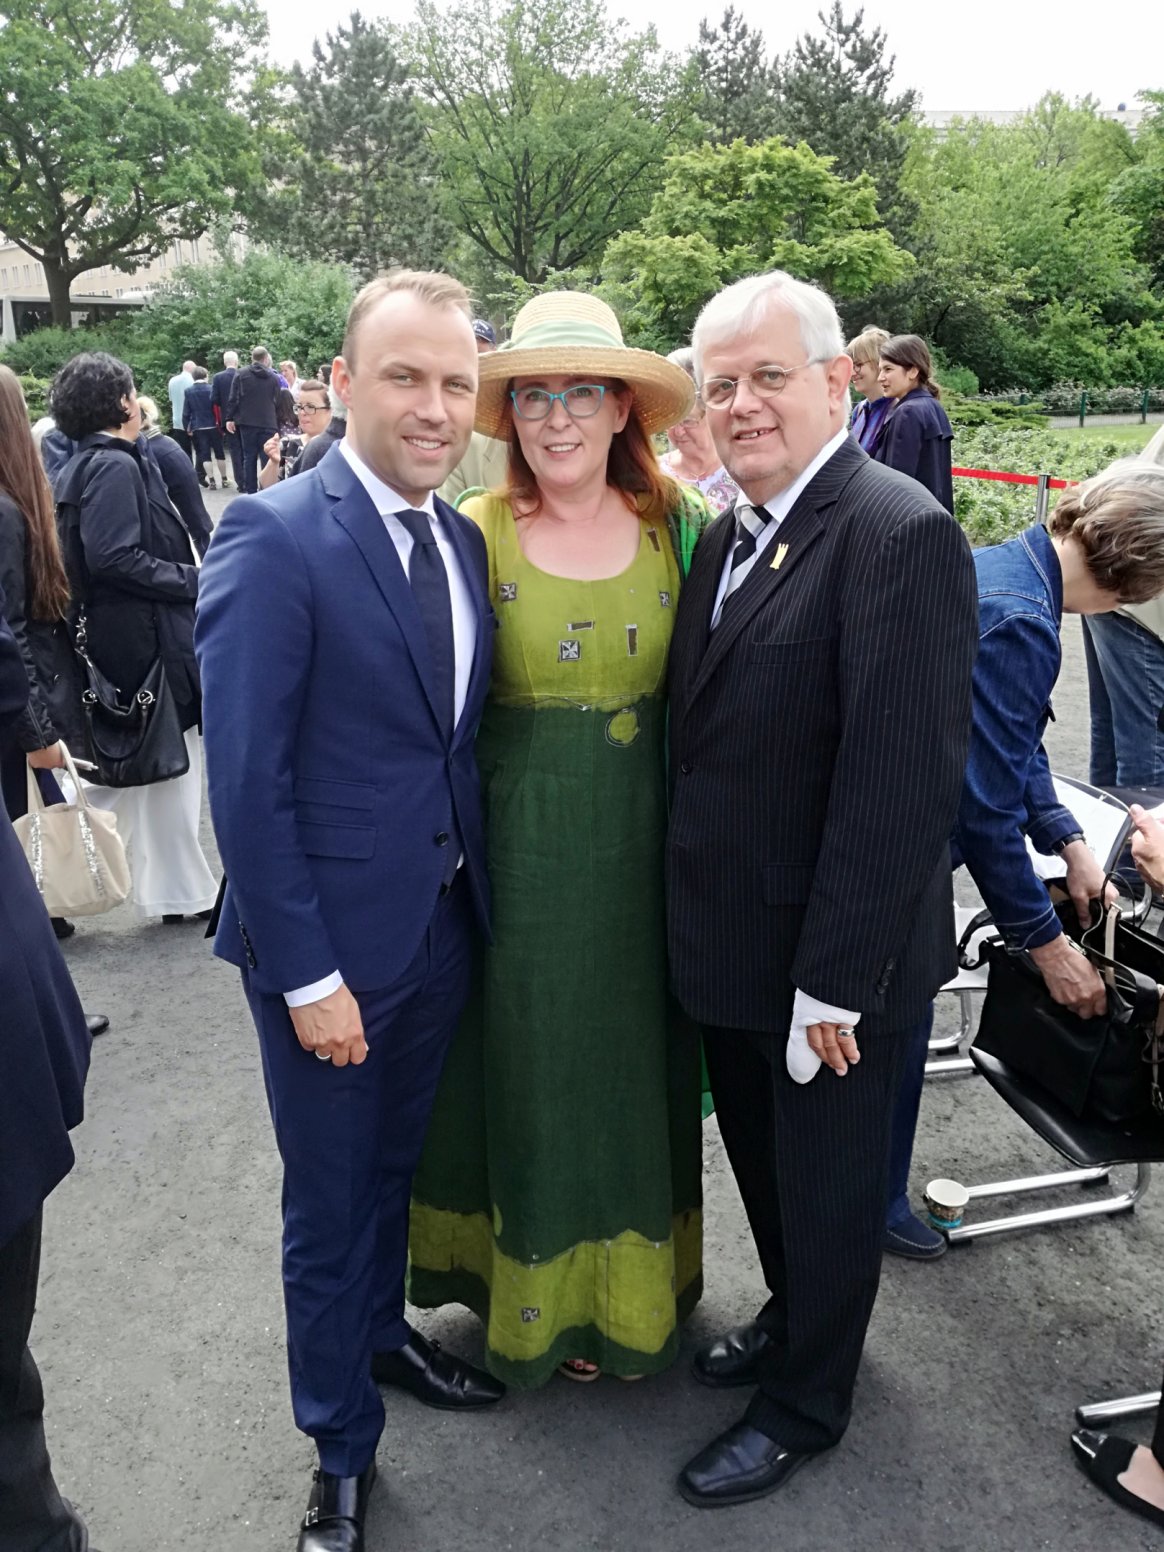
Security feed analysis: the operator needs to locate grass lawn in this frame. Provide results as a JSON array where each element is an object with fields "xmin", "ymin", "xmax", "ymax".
[{"xmin": 1051, "ymin": 422, "xmax": 1160, "ymax": 449}]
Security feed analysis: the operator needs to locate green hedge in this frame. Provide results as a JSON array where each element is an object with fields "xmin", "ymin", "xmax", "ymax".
[{"xmin": 952, "ymin": 427, "xmax": 1132, "ymax": 545}]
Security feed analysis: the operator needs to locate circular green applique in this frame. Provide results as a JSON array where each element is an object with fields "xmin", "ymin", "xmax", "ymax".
[{"xmin": 606, "ymin": 708, "xmax": 640, "ymax": 746}]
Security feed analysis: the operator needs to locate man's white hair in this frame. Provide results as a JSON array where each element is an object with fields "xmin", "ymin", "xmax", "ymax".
[
  {"xmin": 692, "ymin": 271, "xmax": 845, "ymax": 378},
  {"xmin": 223, "ymin": 350, "xmax": 239, "ymax": 368}
]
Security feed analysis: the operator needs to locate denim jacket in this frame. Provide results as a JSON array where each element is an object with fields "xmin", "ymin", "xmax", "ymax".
[{"xmin": 950, "ymin": 525, "xmax": 1080, "ymax": 949}]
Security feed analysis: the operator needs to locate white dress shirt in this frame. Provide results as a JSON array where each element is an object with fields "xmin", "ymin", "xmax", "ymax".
[
  {"xmin": 285, "ymin": 439, "xmax": 478, "ymax": 1009},
  {"xmin": 710, "ymin": 426, "xmax": 849, "ymax": 630}
]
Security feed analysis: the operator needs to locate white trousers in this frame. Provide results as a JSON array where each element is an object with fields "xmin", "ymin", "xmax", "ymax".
[{"xmin": 82, "ymin": 728, "xmax": 218, "ymax": 918}]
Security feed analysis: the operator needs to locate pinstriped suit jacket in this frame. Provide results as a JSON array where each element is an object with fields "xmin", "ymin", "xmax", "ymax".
[{"xmin": 666, "ymin": 434, "xmax": 978, "ymax": 1036}]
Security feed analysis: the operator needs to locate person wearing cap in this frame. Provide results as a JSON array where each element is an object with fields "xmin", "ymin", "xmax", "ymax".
[
  {"xmin": 471, "ymin": 318, "xmax": 497, "ymax": 353},
  {"xmin": 409, "ymin": 291, "xmax": 710, "ymax": 1388}
]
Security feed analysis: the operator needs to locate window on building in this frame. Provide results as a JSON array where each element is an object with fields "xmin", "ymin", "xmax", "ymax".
[
  {"xmin": 23, "ymin": 264, "xmax": 30, "ymax": 284},
  {"xmin": 1, "ymin": 269, "xmax": 7, "ymax": 288}
]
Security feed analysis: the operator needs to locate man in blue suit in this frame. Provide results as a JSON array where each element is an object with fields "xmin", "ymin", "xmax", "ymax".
[{"xmin": 196, "ymin": 270, "xmax": 501, "ymax": 1552}]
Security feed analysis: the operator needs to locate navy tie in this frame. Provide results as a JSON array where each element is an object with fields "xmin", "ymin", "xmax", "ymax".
[{"xmin": 396, "ymin": 508, "xmax": 455, "ymax": 739}]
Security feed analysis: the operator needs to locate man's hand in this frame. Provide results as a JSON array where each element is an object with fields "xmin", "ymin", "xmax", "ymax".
[
  {"xmin": 288, "ymin": 982, "xmax": 368, "ymax": 1067},
  {"xmin": 1059, "ymin": 838, "xmax": 1115, "ymax": 931},
  {"xmin": 226, "ymin": 420, "xmax": 236, "ymax": 435},
  {"xmin": 27, "ymin": 741, "xmax": 66, "ymax": 770},
  {"xmin": 1028, "ymin": 933, "xmax": 1107, "ymax": 1019},
  {"xmin": 806, "ymin": 1021, "xmax": 861, "ymax": 1075},
  {"xmin": 1129, "ymin": 804, "xmax": 1164, "ymax": 894}
]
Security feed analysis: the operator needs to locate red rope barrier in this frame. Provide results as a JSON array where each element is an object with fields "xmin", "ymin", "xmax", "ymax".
[{"xmin": 952, "ymin": 466, "xmax": 1076, "ymax": 488}]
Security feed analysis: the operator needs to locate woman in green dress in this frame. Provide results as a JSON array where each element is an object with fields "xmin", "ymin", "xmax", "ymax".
[{"xmin": 409, "ymin": 293, "xmax": 709, "ymax": 1387}]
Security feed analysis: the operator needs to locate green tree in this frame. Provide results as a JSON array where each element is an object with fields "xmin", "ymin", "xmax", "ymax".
[
  {"xmin": 1111, "ymin": 92, "xmax": 1164, "ymax": 289},
  {"xmin": 257, "ymin": 12, "xmax": 450, "ymax": 279},
  {"xmin": 772, "ymin": 3, "xmax": 918, "ymax": 212},
  {"xmin": 600, "ymin": 137, "xmax": 912, "ymax": 349},
  {"xmin": 692, "ymin": 8, "xmax": 777, "ymax": 146},
  {"xmin": 0, "ymin": 0, "xmax": 270, "ymax": 326},
  {"xmin": 407, "ymin": 0, "xmax": 696, "ymax": 283}
]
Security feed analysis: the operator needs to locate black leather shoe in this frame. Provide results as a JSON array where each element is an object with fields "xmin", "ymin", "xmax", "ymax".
[
  {"xmin": 371, "ymin": 1330, "xmax": 505, "ymax": 1410},
  {"xmin": 297, "ymin": 1460, "xmax": 376, "ymax": 1552},
  {"xmin": 692, "ymin": 1321, "xmax": 770, "ymax": 1388},
  {"xmin": 1071, "ymin": 1429, "xmax": 1164, "ymax": 1530},
  {"xmin": 678, "ymin": 1421, "xmax": 820, "ymax": 1508},
  {"xmin": 85, "ymin": 1013, "xmax": 110, "ymax": 1037}
]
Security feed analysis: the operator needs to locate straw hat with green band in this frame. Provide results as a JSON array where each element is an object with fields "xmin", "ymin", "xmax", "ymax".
[{"xmin": 473, "ymin": 292, "xmax": 695, "ymax": 440}]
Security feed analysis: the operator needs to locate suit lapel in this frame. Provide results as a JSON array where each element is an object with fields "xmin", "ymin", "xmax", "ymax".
[
  {"xmin": 323, "ymin": 455, "xmax": 445, "ymax": 734},
  {"xmin": 436, "ymin": 494, "xmax": 492, "ymax": 744},
  {"xmin": 687, "ymin": 437, "xmax": 865, "ymax": 703}
]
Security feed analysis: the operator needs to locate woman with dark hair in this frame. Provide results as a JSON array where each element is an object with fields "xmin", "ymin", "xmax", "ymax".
[
  {"xmin": 0, "ymin": 365, "xmax": 77, "ymax": 823},
  {"xmin": 50, "ymin": 352, "xmax": 217, "ymax": 924},
  {"xmin": 874, "ymin": 334, "xmax": 954, "ymax": 513},
  {"xmin": 409, "ymin": 292, "xmax": 708, "ymax": 1388}
]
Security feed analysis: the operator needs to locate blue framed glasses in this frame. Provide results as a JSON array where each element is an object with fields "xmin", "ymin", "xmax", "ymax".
[{"xmin": 509, "ymin": 383, "xmax": 608, "ymax": 420}]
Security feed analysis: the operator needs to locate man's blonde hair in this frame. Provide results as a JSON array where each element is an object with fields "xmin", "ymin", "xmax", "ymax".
[{"xmin": 342, "ymin": 270, "xmax": 472, "ymax": 365}]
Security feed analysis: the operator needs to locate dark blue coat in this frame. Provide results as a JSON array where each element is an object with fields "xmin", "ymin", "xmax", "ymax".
[
  {"xmin": 874, "ymin": 388, "xmax": 954, "ymax": 514},
  {"xmin": 0, "ymin": 586, "xmax": 91, "ymax": 1247},
  {"xmin": 209, "ymin": 366, "xmax": 236, "ymax": 428},
  {"xmin": 182, "ymin": 380, "xmax": 216, "ymax": 433},
  {"xmin": 147, "ymin": 431, "xmax": 213, "ymax": 557},
  {"xmin": 195, "ymin": 444, "xmax": 494, "ymax": 996}
]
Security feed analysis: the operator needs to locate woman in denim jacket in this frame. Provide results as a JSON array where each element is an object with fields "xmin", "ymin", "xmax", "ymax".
[{"xmin": 886, "ymin": 461, "xmax": 1164, "ymax": 1262}]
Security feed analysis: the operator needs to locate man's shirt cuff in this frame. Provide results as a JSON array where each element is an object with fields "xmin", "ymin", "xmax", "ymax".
[{"xmin": 284, "ymin": 971, "xmax": 343, "ymax": 1008}]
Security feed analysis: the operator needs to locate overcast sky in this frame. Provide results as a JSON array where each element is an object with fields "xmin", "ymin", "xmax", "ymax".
[{"xmin": 260, "ymin": 0, "xmax": 1161, "ymax": 114}]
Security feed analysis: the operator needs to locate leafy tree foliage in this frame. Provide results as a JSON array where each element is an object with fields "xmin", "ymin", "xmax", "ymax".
[
  {"xmin": 0, "ymin": 0, "xmax": 269, "ymax": 325},
  {"xmin": 407, "ymin": 0, "xmax": 696, "ymax": 283},
  {"xmin": 1112, "ymin": 92, "xmax": 1164, "ymax": 289},
  {"xmin": 257, "ymin": 12, "xmax": 450, "ymax": 279},
  {"xmin": 601, "ymin": 138, "xmax": 912, "ymax": 349},
  {"xmin": 692, "ymin": 8, "xmax": 777, "ymax": 145},
  {"xmin": 772, "ymin": 3, "xmax": 918, "ymax": 207}
]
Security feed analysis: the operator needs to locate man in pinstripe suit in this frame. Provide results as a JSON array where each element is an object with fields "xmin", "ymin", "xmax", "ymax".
[{"xmin": 666, "ymin": 272, "xmax": 978, "ymax": 1509}]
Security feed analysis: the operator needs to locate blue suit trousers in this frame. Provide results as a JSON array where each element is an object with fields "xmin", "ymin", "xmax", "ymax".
[{"xmin": 244, "ymin": 878, "xmax": 473, "ymax": 1477}]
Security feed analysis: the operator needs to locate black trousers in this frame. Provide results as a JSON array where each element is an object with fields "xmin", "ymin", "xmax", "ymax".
[
  {"xmin": 0, "ymin": 1211, "xmax": 85, "ymax": 1552},
  {"xmin": 703, "ymin": 1022, "xmax": 912, "ymax": 1453}
]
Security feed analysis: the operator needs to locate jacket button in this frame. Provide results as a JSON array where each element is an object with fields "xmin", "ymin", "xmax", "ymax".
[
  {"xmin": 434, "ymin": 832, "xmax": 449, "ymax": 846},
  {"xmin": 680, "ymin": 761, "xmax": 693, "ymax": 775}
]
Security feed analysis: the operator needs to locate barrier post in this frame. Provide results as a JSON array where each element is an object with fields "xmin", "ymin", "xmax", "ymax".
[
  {"xmin": 1035, "ymin": 473, "xmax": 1051, "ymax": 522},
  {"xmin": 1143, "ymin": 389, "xmax": 1150, "ymax": 425},
  {"xmin": 1079, "ymin": 389, "xmax": 1087, "ymax": 428}
]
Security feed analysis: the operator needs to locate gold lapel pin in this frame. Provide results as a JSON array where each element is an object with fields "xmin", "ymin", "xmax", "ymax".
[{"xmin": 770, "ymin": 543, "xmax": 790, "ymax": 571}]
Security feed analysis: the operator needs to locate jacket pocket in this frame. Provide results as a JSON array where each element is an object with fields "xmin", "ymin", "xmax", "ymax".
[
  {"xmin": 297, "ymin": 820, "xmax": 375, "ymax": 859},
  {"xmin": 748, "ymin": 636, "xmax": 834, "ymax": 667},
  {"xmin": 761, "ymin": 863, "xmax": 815, "ymax": 905},
  {"xmin": 292, "ymin": 776, "xmax": 375, "ymax": 810}
]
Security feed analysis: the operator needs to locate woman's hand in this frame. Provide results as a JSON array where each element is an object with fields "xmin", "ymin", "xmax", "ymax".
[
  {"xmin": 27, "ymin": 741, "xmax": 66, "ymax": 770},
  {"xmin": 1129, "ymin": 804, "xmax": 1164, "ymax": 894}
]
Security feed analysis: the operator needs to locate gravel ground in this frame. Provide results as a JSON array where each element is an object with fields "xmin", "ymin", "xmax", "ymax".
[{"xmin": 32, "ymin": 489, "xmax": 1164, "ymax": 1551}]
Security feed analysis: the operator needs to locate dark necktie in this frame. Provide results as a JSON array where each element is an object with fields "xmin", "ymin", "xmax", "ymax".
[
  {"xmin": 395, "ymin": 508, "xmax": 455, "ymax": 738},
  {"xmin": 717, "ymin": 503, "xmax": 774, "ymax": 620}
]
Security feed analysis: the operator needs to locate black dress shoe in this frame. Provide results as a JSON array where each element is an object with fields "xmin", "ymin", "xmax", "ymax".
[
  {"xmin": 678, "ymin": 1421, "xmax": 820, "ymax": 1508},
  {"xmin": 371, "ymin": 1330, "xmax": 505, "ymax": 1410},
  {"xmin": 1071, "ymin": 1429, "xmax": 1164, "ymax": 1530},
  {"xmin": 51, "ymin": 917, "xmax": 76, "ymax": 940},
  {"xmin": 298, "ymin": 1460, "xmax": 376, "ymax": 1552},
  {"xmin": 692, "ymin": 1321, "xmax": 770, "ymax": 1388},
  {"xmin": 85, "ymin": 1013, "xmax": 110, "ymax": 1037}
]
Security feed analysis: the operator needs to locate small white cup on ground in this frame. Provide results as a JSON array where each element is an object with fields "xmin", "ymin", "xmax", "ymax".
[{"xmin": 924, "ymin": 1178, "xmax": 970, "ymax": 1232}]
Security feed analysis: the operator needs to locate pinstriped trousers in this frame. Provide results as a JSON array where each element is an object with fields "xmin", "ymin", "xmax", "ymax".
[{"xmin": 703, "ymin": 1021, "xmax": 915, "ymax": 1453}]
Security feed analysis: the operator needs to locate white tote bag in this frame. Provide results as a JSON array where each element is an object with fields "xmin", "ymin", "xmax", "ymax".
[{"xmin": 13, "ymin": 744, "xmax": 131, "ymax": 916}]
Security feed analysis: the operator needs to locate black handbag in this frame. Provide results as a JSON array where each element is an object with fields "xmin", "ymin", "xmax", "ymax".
[
  {"xmin": 972, "ymin": 899, "xmax": 1164, "ymax": 1126},
  {"xmin": 73, "ymin": 612, "xmax": 190, "ymax": 788}
]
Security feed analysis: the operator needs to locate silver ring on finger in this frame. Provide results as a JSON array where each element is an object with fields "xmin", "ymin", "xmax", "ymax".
[
  {"xmin": 315, "ymin": 1051, "xmax": 331, "ymax": 1062},
  {"xmin": 838, "ymin": 1027, "xmax": 855, "ymax": 1039}
]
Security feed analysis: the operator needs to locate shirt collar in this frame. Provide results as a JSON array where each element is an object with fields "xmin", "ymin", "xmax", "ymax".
[
  {"xmin": 339, "ymin": 437, "xmax": 438, "ymax": 522},
  {"xmin": 738, "ymin": 425, "xmax": 849, "ymax": 526}
]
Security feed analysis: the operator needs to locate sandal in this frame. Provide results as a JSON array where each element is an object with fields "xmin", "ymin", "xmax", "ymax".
[
  {"xmin": 1071, "ymin": 1430, "xmax": 1164, "ymax": 1529},
  {"xmin": 558, "ymin": 1358, "xmax": 601, "ymax": 1382}
]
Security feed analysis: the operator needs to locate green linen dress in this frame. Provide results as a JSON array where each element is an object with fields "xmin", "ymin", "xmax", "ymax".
[{"xmin": 408, "ymin": 493, "xmax": 704, "ymax": 1387}]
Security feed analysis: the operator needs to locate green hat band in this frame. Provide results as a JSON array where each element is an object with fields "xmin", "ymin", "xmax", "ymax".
[{"xmin": 499, "ymin": 317, "xmax": 624, "ymax": 353}]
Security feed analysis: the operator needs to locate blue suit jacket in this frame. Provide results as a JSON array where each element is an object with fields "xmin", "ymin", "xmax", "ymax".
[{"xmin": 195, "ymin": 444, "xmax": 494, "ymax": 997}]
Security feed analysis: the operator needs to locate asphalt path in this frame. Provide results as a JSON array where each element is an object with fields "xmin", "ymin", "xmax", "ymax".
[{"xmin": 32, "ymin": 490, "xmax": 1164, "ymax": 1551}]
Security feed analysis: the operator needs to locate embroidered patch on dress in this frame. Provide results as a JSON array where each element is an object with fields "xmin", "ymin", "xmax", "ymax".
[
  {"xmin": 559, "ymin": 639, "xmax": 581, "ymax": 662},
  {"xmin": 626, "ymin": 624, "xmax": 638, "ymax": 657},
  {"xmin": 567, "ymin": 620, "xmax": 595, "ymax": 632},
  {"xmin": 659, "ymin": 591, "xmax": 671, "ymax": 608},
  {"xmin": 498, "ymin": 582, "xmax": 518, "ymax": 601},
  {"xmin": 520, "ymin": 1307, "xmax": 540, "ymax": 1323},
  {"xmin": 646, "ymin": 529, "xmax": 661, "ymax": 552}
]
